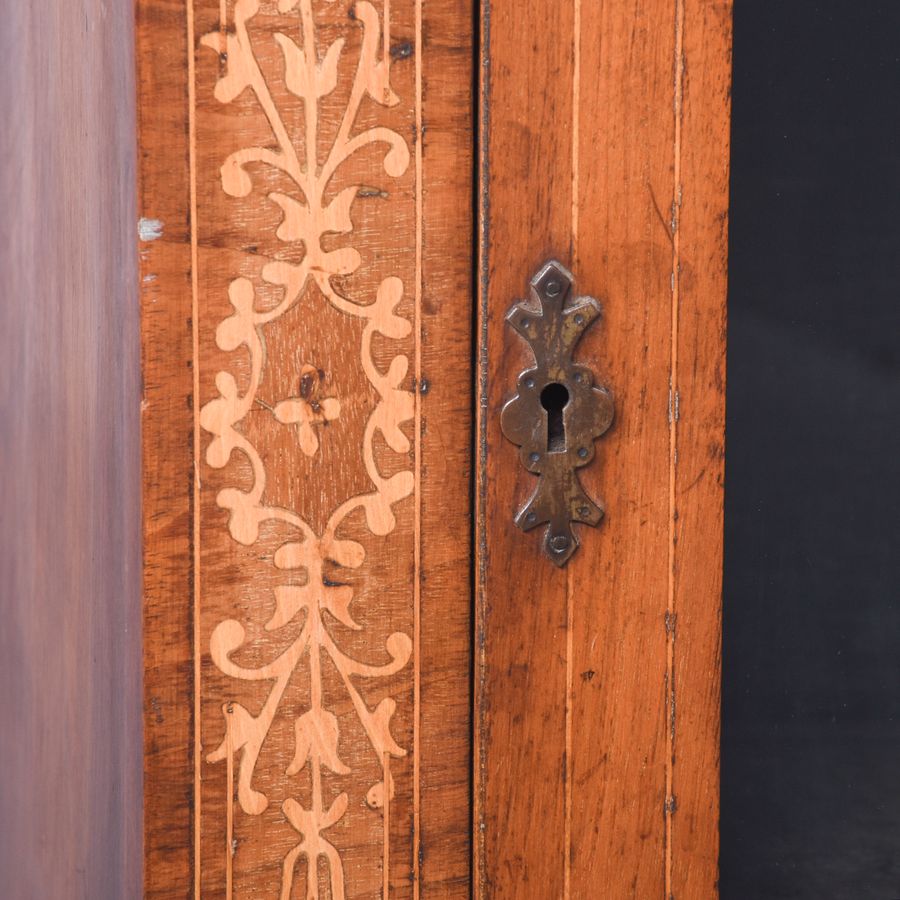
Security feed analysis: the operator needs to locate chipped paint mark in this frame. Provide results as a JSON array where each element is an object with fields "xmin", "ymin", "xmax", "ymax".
[
  {"xmin": 668, "ymin": 387, "xmax": 680, "ymax": 424},
  {"xmin": 138, "ymin": 217, "xmax": 164, "ymax": 241},
  {"xmin": 143, "ymin": 273, "xmax": 158, "ymax": 283},
  {"xmin": 390, "ymin": 40, "xmax": 413, "ymax": 60}
]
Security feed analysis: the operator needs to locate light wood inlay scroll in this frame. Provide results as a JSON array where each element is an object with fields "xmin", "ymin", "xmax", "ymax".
[
  {"xmin": 140, "ymin": 0, "xmax": 472, "ymax": 896},
  {"xmin": 198, "ymin": 2, "xmax": 413, "ymax": 896}
]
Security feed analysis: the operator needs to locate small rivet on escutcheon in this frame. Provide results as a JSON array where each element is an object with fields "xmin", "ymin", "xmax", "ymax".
[
  {"xmin": 550, "ymin": 535, "xmax": 570, "ymax": 552},
  {"xmin": 577, "ymin": 447, "xmax": 589, "ymax": 459},
  {"xmin": 546, "ymin": 280, "xmax": 562, "ymax": 297}
]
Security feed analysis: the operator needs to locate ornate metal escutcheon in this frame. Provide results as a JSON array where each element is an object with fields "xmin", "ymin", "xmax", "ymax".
[{"xmin": 500, "ymin": 260, "xmax": 614, "ymax": 565}]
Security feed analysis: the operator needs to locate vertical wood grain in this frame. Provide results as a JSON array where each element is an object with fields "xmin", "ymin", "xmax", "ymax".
[
  {"xmin": 568, "ymin": 1, "xmax": 677, "ymax": 893},
  {"xmin": 137, "ymin": 0, "xmax": 195, "ymax": 893},
  {"xmin": 0, "ymin": 2, "xmax": 143, "ymax": 898},
  {"xmin": 417, "ymin": 2, "xmax": 475, "ymax": 893},
  {"xmin": 477, "ymin": 1, "xmax": 731, "ymax": 895},
  {"xmin": 477, "ymin": 2, "xmax": 575, "ymax": 895}
]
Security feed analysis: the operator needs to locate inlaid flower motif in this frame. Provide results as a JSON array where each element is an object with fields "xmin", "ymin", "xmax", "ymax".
[{"xmin": 273, "ymin": 364, "xmax": 341, "ymax": 457}]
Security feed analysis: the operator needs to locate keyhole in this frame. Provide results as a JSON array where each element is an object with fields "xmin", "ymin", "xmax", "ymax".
[{"xmin": 540, "ymin": 382, "xmax": 570, "ymax": 453}]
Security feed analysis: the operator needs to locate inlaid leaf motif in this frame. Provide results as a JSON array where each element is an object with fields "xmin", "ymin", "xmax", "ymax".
[
  {"xmin": 270, "ymin": 186, "xmax": 357, "ymax": 242},
  {"xmin": 266, "ymin": 585, "xmax": 311, "ymax": 632},
  {"xmin": 199, "ymin": 372, "xmax": 242, "ymax": 468},
  {"xmin": 200, "ymin": 0, "xmax": 261, "ymax": 103},
  {"xmin": 214, "ymin": 278, "xmax": 256, "ymax": 352},
  {"xmin": 275, "ymin": 33, "xmax": 345, "ymax": 99},
  {"xmin": 369, "ymin": 697, "xmax": 404, "ymax": 757},
  {"xmin": 354, "ymin": 2, "xmax": 399, "ymax": 106},
  {"xmin": 207, "ymin": 701, "xmax": 269, "ymax": 815},
  {"xmin": 287, "ymin": 708, "xmax": 350, "ymax": 776}
]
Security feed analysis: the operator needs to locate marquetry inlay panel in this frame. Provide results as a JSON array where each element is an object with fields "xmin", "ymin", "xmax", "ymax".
[
  {"xmin": 140, "ymin": 0, "xmax": 472, "ymax": 896},
  {"xmin": 194, "ymin": 1, "xmax": 417, "ymax": 896}
]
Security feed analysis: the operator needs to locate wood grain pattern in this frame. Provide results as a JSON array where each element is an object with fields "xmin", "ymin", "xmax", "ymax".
[
  {"xmin": 0, "ymin": 2, "xmax": 143, "ymax": 898},
  {"xmin": 476, "ymin": 1, "xmax": 731, "ymax": 896},
  {"xmin": 138, "ymin": 1, "xmax": 197, "ymax": 894},
  {"xmin": 476, "ymin": 4, "xmax": 576, "ymax": 894},
  {"xmin": 139, "ymin": 1, "xmax": 472, "ymax": 896}
]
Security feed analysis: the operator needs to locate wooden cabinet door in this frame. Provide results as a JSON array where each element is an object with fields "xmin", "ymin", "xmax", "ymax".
[
  {"xmin": 1, "ymin": 1, "xmax": 730, "ymax": 897},
  {"xmin": 475, "ymin": 3, "xmax": 731, "ymax": 896}
]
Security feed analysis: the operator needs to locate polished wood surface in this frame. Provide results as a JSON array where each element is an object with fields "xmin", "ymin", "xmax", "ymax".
[
  {"xmin": 476, "ymin": 0, "xmax": 731, "ymax": 896},
  {"xmin": 138, "ymin": 0, "xmax": 472, "ymax": 896},
  {"xmin": 0, "ymin": 2, "xmax": 143, "ymax": 898}
]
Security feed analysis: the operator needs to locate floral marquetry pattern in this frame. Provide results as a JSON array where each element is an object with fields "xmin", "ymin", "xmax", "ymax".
[{"xmin": 197, "ymin": 0, "xmax": 416, "ymax": 896}]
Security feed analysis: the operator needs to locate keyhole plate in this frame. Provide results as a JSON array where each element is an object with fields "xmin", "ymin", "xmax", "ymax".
[{"xmin": 499, "ymin": 260, "xmax": 614, "ymax": 566}]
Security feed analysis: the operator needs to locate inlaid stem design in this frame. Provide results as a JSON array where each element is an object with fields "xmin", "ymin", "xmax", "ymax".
[{"xmin": 198, "ymin": 1, "xmax": 413, "ymax": 896}]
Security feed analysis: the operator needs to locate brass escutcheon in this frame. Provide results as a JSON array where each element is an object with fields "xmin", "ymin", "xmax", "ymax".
[{"xmin": 500, "ymin": 260, "xmax": 614, "ymax": 566}]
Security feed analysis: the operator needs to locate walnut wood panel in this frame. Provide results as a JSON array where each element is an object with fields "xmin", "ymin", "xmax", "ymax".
[
  {"xmin": 0, "ymin": 2, "xmax": 142, "ymax": 898},
  {"xmin": 476, "ymin": 1, "xmax": 731, "ymax": 897},
  {"xmin": 138, "ymin": 1, "xmax": 472, "ymax": 896}
]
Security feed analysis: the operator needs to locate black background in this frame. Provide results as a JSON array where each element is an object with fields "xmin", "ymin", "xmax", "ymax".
[{"xmin": 722, "ymin": 1, "xmax": 900, "ymax": 897}]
